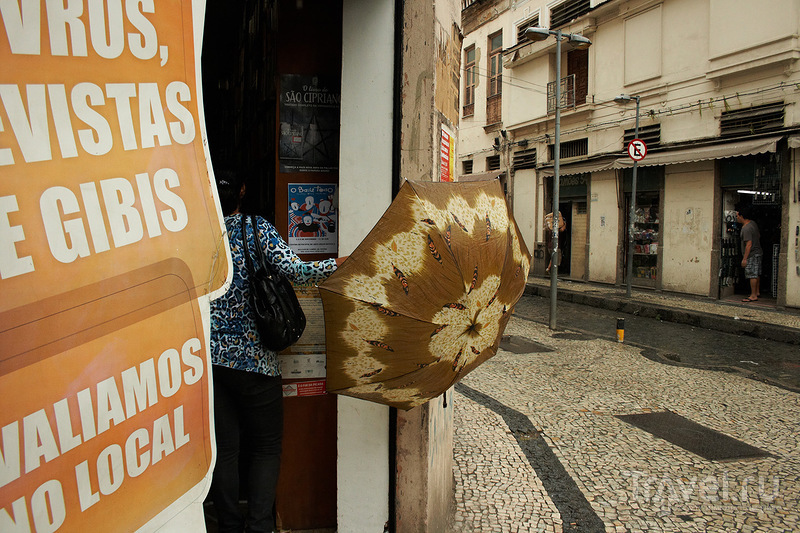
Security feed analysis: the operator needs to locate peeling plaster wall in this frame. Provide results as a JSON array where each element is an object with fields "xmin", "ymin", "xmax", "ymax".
[
  {"xmin": 787, "ymin": 149, "xmax": 800, "ymax": 308},
  {"xmin": 400, "ymin": 0, "xmax": 436, "ymax": 182},
  {"xmin": 395, "ymin": 1, "xmax": 460, "ymax": 532},
  {"xmin": 588, "ymin": 170, "xmax": 619, "ymax": 284},
  {"xmin": 434, "ymin": 19, "xmax": 463, "ymax": 129},
  {"xmin": 661, "ymin": 162, "xmax": 715, "ymax": 295}
]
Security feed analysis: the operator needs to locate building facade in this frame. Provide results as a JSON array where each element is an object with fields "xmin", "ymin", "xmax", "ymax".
[{"xmin": 459, "ymin": 0, "xmax": 800, "ymax": 309}]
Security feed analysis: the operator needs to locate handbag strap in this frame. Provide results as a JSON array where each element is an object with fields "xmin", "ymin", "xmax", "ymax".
[{"xmin": 240, "ymin": 214, "xmax": 271, "ymax": 275}]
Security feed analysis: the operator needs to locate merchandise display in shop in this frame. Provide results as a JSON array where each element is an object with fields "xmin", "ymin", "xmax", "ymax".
[{"xmin": 630, "ymin": 200, "xmax": 660, "ymax": 282}]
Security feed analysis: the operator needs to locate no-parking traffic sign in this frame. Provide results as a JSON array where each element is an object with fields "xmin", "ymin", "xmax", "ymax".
[{"xmin": 627, "ymin": 139, "xmax": 647, "ymax": 161}]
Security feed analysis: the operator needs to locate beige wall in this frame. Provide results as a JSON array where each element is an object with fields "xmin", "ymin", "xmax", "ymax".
[
  {"xmin": 338, "ymin": 2, "xmax": 396, "ymax": 531},
  {"xmin": 588, "ymin": 170, "xmax": 619, "ymax": 284},
  {"xmin": 661, "ymin": 162, "xmax": 715, "ymax": 296},
  {"xmin": 514, "ymin": 168, "xmax": 538, "ymax": 260}
]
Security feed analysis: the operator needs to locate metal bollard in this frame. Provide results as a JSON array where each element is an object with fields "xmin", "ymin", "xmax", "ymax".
[{"xmin": 616, "ymin": 318, "xmax": 625, "ymax": 343}]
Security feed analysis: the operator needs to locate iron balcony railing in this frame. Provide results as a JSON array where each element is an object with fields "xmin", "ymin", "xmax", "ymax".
[{"xmin": 547, "ymin": 74, "xmax": 576, "ymax": 114}]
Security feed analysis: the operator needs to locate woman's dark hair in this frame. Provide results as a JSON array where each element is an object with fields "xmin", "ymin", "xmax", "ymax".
[{"xmin": 216, "ymin": 169, "xmax": 241, "ymax": 215}]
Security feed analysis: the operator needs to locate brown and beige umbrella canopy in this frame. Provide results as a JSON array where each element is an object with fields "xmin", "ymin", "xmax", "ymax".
[{"xmin": 318, "ymin": 179, "xmax": 531, "ymax": 410}]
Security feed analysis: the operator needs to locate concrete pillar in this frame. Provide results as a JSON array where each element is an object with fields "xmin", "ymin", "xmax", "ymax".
[
  {"xmin": 394, "ymin": 0, "xmax": 460, "ymax": 530},
  {"xmin": 338, "ymin": 0, "xmax": 395, "ymax": 531}
]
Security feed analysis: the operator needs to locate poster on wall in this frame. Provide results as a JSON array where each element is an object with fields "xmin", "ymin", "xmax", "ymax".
[
  {"xmin": 288, "ymin": 183, "xmax": 338, "ymax": 254},
  {"xmin": 440, "ymin": 125, "xmax": 455, "ymax": 182},
  {"xmin": 0, "ymin": 1, "xmax": 228, "ymax": 531},
  {"xmin": 280, "ymin": 284, "xmax": 328, "ymax": 398},
  {"xmin": 279, "ymin": 74, "xmax": 341, "ymax": 173}
]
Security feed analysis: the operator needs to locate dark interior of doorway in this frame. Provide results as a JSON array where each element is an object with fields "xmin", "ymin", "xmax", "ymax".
[
  {"xmin": 202, "ymin": 0, "xmax": 278, "ymax": 218},
  {"xmin": 733, "ymin": 195, "xmax": 781, "ymax": 299},
  {"xmin": 558, "ymin": 202, "xmax": 573, "ymax": 276},
  {"xmin": 200, "ymin": 1, "xmax": 340, "ymax": 531}
]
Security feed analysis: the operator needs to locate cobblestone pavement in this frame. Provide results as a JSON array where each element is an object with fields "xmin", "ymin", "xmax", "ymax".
[{"xmin": 452, "ymin": 315, "xmax": 800, "ymax": 532}]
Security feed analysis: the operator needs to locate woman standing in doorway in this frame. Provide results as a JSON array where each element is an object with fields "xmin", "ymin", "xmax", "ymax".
[{"xmin": 210, "ymin": 172, "xmax": 345, "ymax": 533}]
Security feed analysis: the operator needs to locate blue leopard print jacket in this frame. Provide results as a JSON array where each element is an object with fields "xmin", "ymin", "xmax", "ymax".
[{"xmin": 210, "ymin": 213, "xmax": 337, "ymax": 376}]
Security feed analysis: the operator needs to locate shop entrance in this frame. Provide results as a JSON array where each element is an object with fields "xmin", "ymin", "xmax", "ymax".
[
  {"xmin": 550, "ymin": 173, "xmax": 589, "ymax": 280},
  {"xmin": 719, "ymin": 153, "xmax": 783, "ymax": 302},
  {"xmin": 622, "ymin": 167, "xmax": 664, "ymax": 288},
  {"xmin": 555, "ymin": 199, "xmax": 589, "ymax": 280},
  {"xmin": 201, "ymin": 0, "xmax": 342, "ymax": 530}
]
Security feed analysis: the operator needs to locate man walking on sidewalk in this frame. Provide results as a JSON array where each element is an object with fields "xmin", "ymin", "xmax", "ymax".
[{"xmin": 737, "ymin": 207, "xmax": 762, "ymax": 302}]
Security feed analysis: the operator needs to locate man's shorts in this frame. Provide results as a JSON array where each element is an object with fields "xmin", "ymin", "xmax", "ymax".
[{"xmin": 744, "ymin": 254, "xmax": 762, "ymax": 279}]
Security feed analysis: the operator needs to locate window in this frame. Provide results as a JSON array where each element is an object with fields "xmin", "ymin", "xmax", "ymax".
[
  {"xmin": 463, "ymin": 45, "xmax": 476, "ymax": 117},
  {"xmin": 487, "ymin": 155, "xmax": 501, "ymax": 171},
  {"xmin": 546, "ymin": 49, "xmax": 588, "ymax": 113},
  {"xmin": 547, "ymin": 138, "xmax": 588, "ymax": 160},
  {"xmin": 550, "ymin": 0, "xmax": 591, "ymax": 29},
  {"xmin": 720, "ymin": 102, "xmax": 784, "ymax": 137},
  {"xmin": 623, "ymin": 124, "xmax": 661, "ymax": 150},
  {"xmin": 487, "ymin": 32, "xmax": 502, "ymax": 124},
  {"xmin": 567, "ymin": 49, "xmax": 588, "ymax": 106},
  {"xmin": 517, "ymin": 15, "xmax": 539, "ymax": 44},
  {"xmin": 462, "ymin": 160, "xmax": 473, "ymax": 174},
  {"xmin": 513, "ymin": 148, "xmax": 537, "ymax": 170}
]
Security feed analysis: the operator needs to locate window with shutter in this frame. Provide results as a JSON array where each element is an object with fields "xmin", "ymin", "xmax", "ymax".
[
  {"xmin": 550, "ymin": 0, "xmax": 591, "ymax": 29},
  {"xmin": 513, "ymin": 149, "xmax": 537, "ymax": 170},
  {"xmin": 517, "ymin": 15, "xmax": 539, "ymax": 44},
  {"xmin": 463, "ymin": 45, "xmax": 476, "ymax": 117},
  {"xmin": 567, "ymin": 48, "xmax": 588, "ymax": 106},
  {"xmin": 720, "ymin": 102, "xmax": 784, "ymax": 137},
  {"xmin": 487, "ymin": 32, "xmax": 502, "ymax": 124}
]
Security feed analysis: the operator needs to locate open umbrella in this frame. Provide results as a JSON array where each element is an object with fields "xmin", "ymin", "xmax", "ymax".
[{"xmin": 318, "ymin": 179, "xmax": 530, "ymax": 410}]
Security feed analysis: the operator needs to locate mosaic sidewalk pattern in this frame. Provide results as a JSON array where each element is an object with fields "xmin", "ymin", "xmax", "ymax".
[{"xmin": 452, "ymin": 316, "xmax": 800, "ymax": 533}]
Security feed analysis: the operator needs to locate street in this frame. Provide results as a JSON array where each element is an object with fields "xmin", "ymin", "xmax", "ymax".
[
  {"xmin": 451, "ymin": 294, "xmax": 800, "ymax": 532},
  {"xmin": 512, "ymin": 295, "xmax": 800, "ymax": 393}
]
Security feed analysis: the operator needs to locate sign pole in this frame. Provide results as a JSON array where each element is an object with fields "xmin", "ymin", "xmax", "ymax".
[
  {"xmin": 626, "ymin": 97, "xmax": 642, "ymax": 297},
  {"xmin": 550, "ymin": 31, "xmax": 563, "ymax": 330}
]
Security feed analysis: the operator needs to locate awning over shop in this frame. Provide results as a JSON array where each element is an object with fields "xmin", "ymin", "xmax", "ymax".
[
  {"xmin": 787, "ymin": 135, "xmax": 800, "ymax": 149},
  {"xmin": 457, "ymin": 170, "xmax": 504, "ymax": 182},
  {"xmin": 539, "ymin": 158, "xmax": 616, "ymax": 177},
  {"xmin": 613, "ymin": 136, "xmax": 783, "ymax": 168}
]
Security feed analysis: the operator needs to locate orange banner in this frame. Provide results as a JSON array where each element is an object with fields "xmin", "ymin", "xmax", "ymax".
[
  {"xmin": 0, "ymin": 0, "xmax": 227, "ymax": 310},
  {"xmin": 1, "ymin": 0, "xmax": 226, "ymax": 530},
  {"xmin": 0, "ymin": 262, "xmax": 212, "ymax": 531}
]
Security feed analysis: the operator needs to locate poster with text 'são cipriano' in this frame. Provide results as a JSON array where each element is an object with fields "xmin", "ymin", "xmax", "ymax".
[{"xmin": 0, "ymin": 0, "xmax": 229, "ymax": 531}]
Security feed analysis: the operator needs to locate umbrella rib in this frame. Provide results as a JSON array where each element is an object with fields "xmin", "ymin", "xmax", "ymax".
[
  {"xmin": 414, "ymin": 195, "xmax": 469, "ymax": 288},
  {"xmin": 319, "ymin": 289, "xmax": 441, "ymax": 326}
]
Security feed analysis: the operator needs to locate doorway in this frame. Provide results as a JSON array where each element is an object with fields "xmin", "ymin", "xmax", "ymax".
[
  {"xmin": 719, "ymin": 153, "xmax": 783, "ymax": 302},
  {"xmin": 201, "ymin": 0, "xmax": 342, "ymax": 530},
  {"xmin": 721, "ymin": 190, "xmax": 781, "ymax": 300}
]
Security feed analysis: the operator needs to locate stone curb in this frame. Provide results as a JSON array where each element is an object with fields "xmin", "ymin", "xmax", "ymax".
[{"xmin": 524, "ymin": 284, "xmax": 800, "ymax": 346}]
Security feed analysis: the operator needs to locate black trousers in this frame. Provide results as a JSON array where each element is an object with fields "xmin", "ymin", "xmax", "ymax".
[{"xmin": 210, "ymin": 365, "xmax": 283, "ymax": 533}]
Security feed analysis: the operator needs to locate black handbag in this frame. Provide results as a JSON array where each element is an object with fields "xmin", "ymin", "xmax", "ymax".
[{"xmin": 240, "ymin": 214, "xmax": 306, "ymax": 352}]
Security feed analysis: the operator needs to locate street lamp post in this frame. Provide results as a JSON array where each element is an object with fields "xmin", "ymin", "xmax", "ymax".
[
  {"xmin": 614, "ymin": 94, "xmax": 641, "ymax": 298},
  {"xmin": 525, "ymin": 26, "xmax": 591, "ymax": 330}
]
